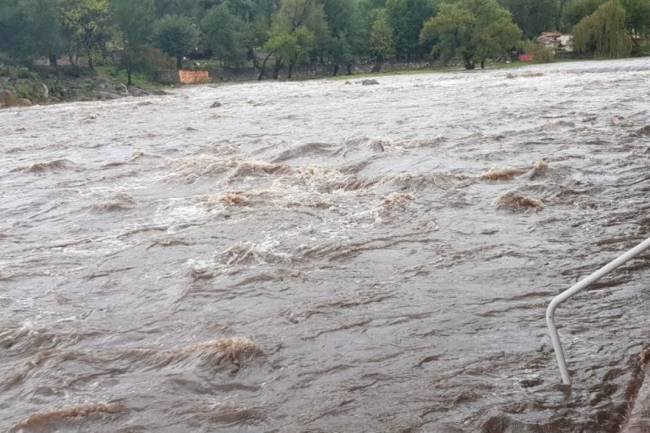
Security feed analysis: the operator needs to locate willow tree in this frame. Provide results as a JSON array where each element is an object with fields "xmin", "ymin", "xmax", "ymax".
[{"xmin": 573, "ymin": 0, "xmax": 632, "ymax": 57}]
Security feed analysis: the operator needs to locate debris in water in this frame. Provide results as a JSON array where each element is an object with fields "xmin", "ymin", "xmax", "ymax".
[
  {"xmin": 496, "ymin": 192, "xmax": 544, "ymax": 212},
  {"xmin": 211, "ymin": 101, "xmax": 222, "ymax": 108}
]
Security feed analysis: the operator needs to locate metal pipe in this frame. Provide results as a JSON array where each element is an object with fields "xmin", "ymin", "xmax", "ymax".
[{"xmin": 546, "ymin": 237, "xmax": 650, "ymax": 385}]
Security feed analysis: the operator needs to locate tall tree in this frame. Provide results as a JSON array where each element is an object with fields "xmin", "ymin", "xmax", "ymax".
[
  {"xmin": 323, "ymin": 0, "xmax": 366, "ymax": 74},
  {"xmin": 386, "ymin": 0, "xmax": 437, "ymax": 60},
  {"xmin": 561, "ymin": 0, "xmax": 606, "ymax": 30},
  {"xmin": 498, "ymin": 0, "xmax": 560, "ymax": 38},
  {"xmin": 112, "ymin": 0, "xmax": 156, "ymax": 85},
  {"xmin": 622, "ymin": 0, "xmax": 650, "ymax": 38},
  {"xmin": 154, "ymin": 15, "xmax": 200, "ymax": 68},
  {"xmin": 420, "ymin": 0, "xmax": 521, "ymax": 69},
  {"xmin": 201, "ymin": 3, "xmax": 248, "ymax": 65},
  {"xmin": 0, "ymin": 0, "xmax": 63, "ymax": 65},
  {"xmin": 573, "ymin": 0, "xmax": 632, "ymax": 57},
  {"xmin": 369, "ymin": 9, "xmax": 396, "ymax": 71},
  {"xmin": 263, "ymin": 0, "xmax": 328, "ymax": 78},
  {"xmin": 59, "ymin": 0, "xmax": 112, "ymax": 69}
]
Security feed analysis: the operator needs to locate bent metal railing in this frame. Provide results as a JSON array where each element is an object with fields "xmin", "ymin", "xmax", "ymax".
[{"xmin": 546, "ymin": 237, "xmax": 650, "ymax": 385}]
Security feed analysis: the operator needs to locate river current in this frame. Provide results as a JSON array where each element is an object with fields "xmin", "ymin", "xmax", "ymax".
[{"xmin": 1, "ymin": 58, "xmax": 650, "ymax": 433}]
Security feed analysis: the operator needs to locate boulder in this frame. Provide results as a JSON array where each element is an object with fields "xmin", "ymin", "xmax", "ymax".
[
  {"xmin": 210, "ymin": 101, "xmax": 222, "ymax": 108},
  {"xmin": 128, "ymin": 86, "xmax": 148, "ymax": 97},
  {"xmin": 94, "ymin": 91, "xmax": 121, "ymax": 100},
  {"xmin": 14, "ymin": 98, "xmax": 32, "ymax": 107},
  {"xmin": 114, "ymin": 82, "xmax": 128, "ymax": 95},
  {"xmin": 36, "ymin": 82, "xmax": 49, "ymax": 101},
  {"xmin": 361, "ymin": 79, "xmax": 380, "ymax": 86},
  {"xmin": 0, "ymin": 89, "xmax": 30, "ymax": 107},
  {"xmin": 0, "ymin": 89, "xmax": 14, "ymax": 106}
]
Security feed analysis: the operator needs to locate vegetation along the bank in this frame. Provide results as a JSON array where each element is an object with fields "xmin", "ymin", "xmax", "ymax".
[{"xmin": 1, "ymin": 0, "xmax": 649, "ymax": 98}]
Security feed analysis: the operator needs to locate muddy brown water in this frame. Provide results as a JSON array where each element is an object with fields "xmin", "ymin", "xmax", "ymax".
[{"xmin": 1, "ymin": 58, "xmax": 650, "ymax": 433}]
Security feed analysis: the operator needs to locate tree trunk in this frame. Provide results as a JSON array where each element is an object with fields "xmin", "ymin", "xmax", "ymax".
[
  {"xmin": 333, "ymin": 64, "xmax": 339, "ymax": 76},
  {"xmin": 176, "ymin": 56, "xmax": 183, "ymax": 70},
  {"xmin": 272, "ymin": 60, "xmax": 282, "ymax": 79},
  {"xmin": 49, "ymin": 54, "xmax": 58, "ymax": 68},
  {"xmin": 88, "ymin": 52, "xmax": 94, "ymax": 70},
  {"xmin": 480, "ymin": 58, "xmax": 486, "ymax": 69},
  {"xmin": 463, "ymin": 54, "xmax": 475, "ymax": 70},
  {"xmin": 346, "ymin": 64, "xmax": 353, "ymax": 75},
  {"xmin": 288, "ymin": 62, "xmax": 294, "ymax": 79},
  {"xmin": 257, "ymin": 53, "xmax": 272, "ymax": 80},
  {"xmin": 127, "ymin": 66, "xmax": 133, "ymax": 86},
  {"xmin": 372, "ymin": 55, "xmax": 383, "ymax": 73}
]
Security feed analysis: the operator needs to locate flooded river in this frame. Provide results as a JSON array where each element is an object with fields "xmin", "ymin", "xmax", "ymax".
[{"xmin": 1, "ymin": 58, "xmax": 650, "ymax": 433}]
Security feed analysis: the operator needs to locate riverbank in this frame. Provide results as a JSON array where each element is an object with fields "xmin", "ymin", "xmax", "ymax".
[{"xmin": 0, "ymin": 64, "xmax": 165, "ymax": 109}]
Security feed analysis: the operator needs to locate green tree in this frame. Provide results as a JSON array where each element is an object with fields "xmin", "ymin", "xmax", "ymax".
[
  {"xmin": 622, "ymin": 0, "xmax": 650, "ymax": 38},
  {"xmin": 386, "ymin": 0, "xmax": 437, "ymax": 59},
  {"xmin": 573, "ymin": 0, "xmax": 632, "ymax": 57},
  {"xmin": 111, "ymin": 0, "xmax": 156, "ymax": 85},
  {"xmin": 498, "ymin": 0, "xmax": 560, "ymax": 38},
  {"xmin": 0, "ymin": 0, "xmax": 63, "ymax": 65},
  {"xmin": 323, "ymin": 0, "xmax": 366, "ymax": 74},
  {"xmin": 263, "ymin": 0, "xmax": 328, "ymax": 78},
  {"xmin": 201, "ymin": 3, "xmax": 248, "ymax": 65},
  {"xmin": 420, "ymin": 0, "xmax": 521, "ymax": 70},
  {"xmin": 59, "ymin": 0, "xmax": 112, "ymax": 69},
  {"xmin": 154, "ymin": 15, "xmax": 199, "ymax": 68},
  {"xmin": 369, "ymin": 9, "xmax": 396, "ymax": 71},
  {"xmin": 561, "ymin": 0, "xmax": 606, "ymax": 30}
]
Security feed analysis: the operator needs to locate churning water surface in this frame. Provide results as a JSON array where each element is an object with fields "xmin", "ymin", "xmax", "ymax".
[{"xmin": 1, "ymin": 58, "xmax": 650, "ymax": 433}]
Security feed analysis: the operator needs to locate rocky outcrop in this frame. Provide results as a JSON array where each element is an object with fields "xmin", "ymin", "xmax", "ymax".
[
  {"xmin": 0, "ymin": 64, "xmax": 156, "ymax": 109},
  {"xmin": 0, "ymin": 89, "xmax": 32, "ymax": 108}
]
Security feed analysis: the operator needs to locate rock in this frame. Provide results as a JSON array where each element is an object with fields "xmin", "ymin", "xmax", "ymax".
[
  {"xmin": 114, "ymin": 83, "xmax": 128, "ymax": 95},
  {"xmin": 128, "ymin": 86, "xmax": 148, "ymax": 97},
  {"xmin": 0, "ymin": 89, "xmax": 13, "ymax": 106},
  {"xmin": 210, "ymin": 101, "xmax": 222, "ymax": 108},
  {"xmin": 32, "ymin": 81, "xmax": 50, "ymax": 102},
  {"xmin": 0, "ymin": 90, "xmax": 31, "ymax": 107},
  {"xmin": 94, "ymin": 91, "xmax": 121, "ymax": 100},
  {"xmin": 361, "ymin": 79, "xmax": 379, "ymax": 86},
  {"xmin": 14, "ymin": 98, "xmax": 32, "ymax": 107}
]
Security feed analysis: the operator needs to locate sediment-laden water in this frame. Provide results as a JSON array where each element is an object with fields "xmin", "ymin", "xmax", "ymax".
[{"xmin": 1, "ymin": 58, "xmax": 650, "ymax": 433}]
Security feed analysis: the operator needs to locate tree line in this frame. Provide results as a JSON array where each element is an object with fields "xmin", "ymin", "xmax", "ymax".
[{"xmin": 0, "ymin": 0, "xmax": 649, "ymax": 83}]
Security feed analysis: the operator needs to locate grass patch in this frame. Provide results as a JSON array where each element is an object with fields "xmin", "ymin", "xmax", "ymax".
[{"xmin": 96, "ymin": 66, "xmax": 170, "ymax": 92}]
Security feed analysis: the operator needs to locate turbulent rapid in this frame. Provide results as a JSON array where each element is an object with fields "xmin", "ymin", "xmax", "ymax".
[{"xmin": 1, "ymin": 58, "xmax": 650, "ymax": 433}]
